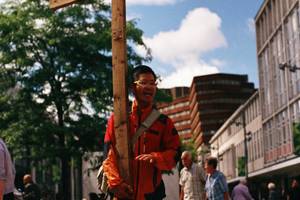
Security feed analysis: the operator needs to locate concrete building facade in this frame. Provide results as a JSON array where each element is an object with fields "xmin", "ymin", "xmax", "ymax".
[
  {"xmin": 209, "ymin": 1, "xmax": 300, "ymax": 199},
  {"xmin": 256, "ymin": 0, "xmax": 300, "ymax": 164},
  {"xmin": 255, "ymin": 0, "xmax": 300, "ymax": 197},
  {"xmin": 189, "ymin": 74, "xmax": 255, "ymax": 153},
  {"xmin": 209, "ymin": 92, "xmax": 264, "ymax": 198}
]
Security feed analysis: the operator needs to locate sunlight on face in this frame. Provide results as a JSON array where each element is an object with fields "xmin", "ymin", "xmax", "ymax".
[{"xmin": 133, "ymin": 73, "xmax": 157, "ymax": 108}]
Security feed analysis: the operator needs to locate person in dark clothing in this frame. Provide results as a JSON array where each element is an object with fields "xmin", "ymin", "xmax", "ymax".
[
  {"xmin": 268, "ymin": 182, "xmax": 280, "ymax": 200},
  {"xmin": 288, "ymin": 179, "xmax": 300, "ymax": 200},
  {"xmin": 23, "ymin": 174, "xmax": 41, "ymax": 200}
]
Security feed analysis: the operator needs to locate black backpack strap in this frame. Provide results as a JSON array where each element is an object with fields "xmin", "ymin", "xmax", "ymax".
[{"xmin": 131, "ymin": 109, "xmax": 161, "ymax": 150}]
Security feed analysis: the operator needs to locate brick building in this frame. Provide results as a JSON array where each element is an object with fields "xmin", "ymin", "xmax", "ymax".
[{"xmin": 157, "ymin": 87, "xmax": 192, "ymax": 143}]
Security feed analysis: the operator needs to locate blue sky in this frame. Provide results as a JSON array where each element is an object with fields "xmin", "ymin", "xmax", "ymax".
[
  {"xmin": 0, "ymin": 0, "xmax": 264, "ymax": 88},
  {"xmin": 121, "ymin": 0, "xmax": 264, "ymax": 88}
]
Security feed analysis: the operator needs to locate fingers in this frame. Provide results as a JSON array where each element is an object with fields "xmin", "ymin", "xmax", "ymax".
[
  {"xmin": 119, "ymin": 184, "xmax": 134, "ymax": 199},
  {"xmin": 136, "ymin": 154, "xmax": 151, "ymax": 161},
  {"xmin": 135, "ymin": 154, "xmax": 155, "ymax": 164},
  {"xmin": 122, "ymin": 182, "xmax": 134, "ymax": 194}
]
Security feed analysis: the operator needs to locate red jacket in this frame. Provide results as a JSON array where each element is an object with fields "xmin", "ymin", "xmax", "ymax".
[{"xmin": 103, "ymin": 100, "xmax": 180, "ymax": 200}]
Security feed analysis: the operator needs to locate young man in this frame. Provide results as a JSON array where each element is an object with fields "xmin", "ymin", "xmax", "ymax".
[
  {"xmin": 179, "ymin": 151, "xmax": 206, "ymax": 200},
  {"xmin": 102, "ymin": 65, "xmax": 180, "ymax": 200},
  {"xmin": 0, "ymin": 138, "xmax": 15, "ymax": 200},
  {"xmin": 204, "ymin": 157, "xmax": 229, "ymax": 200}
]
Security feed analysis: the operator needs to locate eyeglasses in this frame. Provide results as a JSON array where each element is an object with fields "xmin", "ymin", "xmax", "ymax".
[{"xmin": 134, "ymin": 80, "xmax": 158, "ymax": 87}]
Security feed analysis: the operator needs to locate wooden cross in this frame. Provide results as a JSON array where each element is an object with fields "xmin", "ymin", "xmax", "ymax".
[
  {"xmin": 50, "ymin": 0, "xmax": 132, "ymax": 192},
  {"xmin": 49, "ymin": 0, "xmax": 77, "ymax": 10},
  {"xmin": 110, "ymin": 0, "xmax": 132, "ymax": 189}
]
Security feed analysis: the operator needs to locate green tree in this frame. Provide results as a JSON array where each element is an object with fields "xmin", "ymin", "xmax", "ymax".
[
  {"xmin": 180, "ymin": 140, "xmax": 197, "ymax": 161},
  {"xmin": 0, "ymin": 0, "xmax": 149, "ymax": 198},
  {"xmin": 237, "ymin": 156, "xmax": 246, "ymax": 176},
  {"xmin": 293, "ymin": 122, "xmax": 300, "ymax": 156}
]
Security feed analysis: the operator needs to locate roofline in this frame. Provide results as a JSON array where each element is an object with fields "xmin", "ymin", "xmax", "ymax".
[
  {"xmin": 255, "ymin": 0, "xmax": 268, "ymax": 22},
  {"xmin": 156, "ymin": 95, "xmax": 189, "ymax": 108},
  {"xmin": 191, "ymin": 73, "xmax": 249, "ymax": 85},
  {"xmin": 209, "ymin": 90, "xmax": 259, "ymax": 143},
  {"xmin": 249, "ymin": 156, "xmax": 300, "ymax": 178}
]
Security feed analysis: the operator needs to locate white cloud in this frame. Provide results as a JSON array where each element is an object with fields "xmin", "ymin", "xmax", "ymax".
[
  {"xmin": 127, "ymin": 13, "xmax": 142, "ymax": 21},
  {"xmin": 209, "ymin": 59, "xmax": 226, "ymax": 67},
  {"xmin": 247, "ymin": 18, "xmax": 255, "ymax": 34},
  {"xmin": 104, "ymin": 0, "xmax": 178, "ymax": 6},
  {"xmin": 158, "ymin": 60, "xmax": 219, "ymax": 88},
  {"xmin": 136, "ymin": 8, "xmax": 227, "ymax": 87}
]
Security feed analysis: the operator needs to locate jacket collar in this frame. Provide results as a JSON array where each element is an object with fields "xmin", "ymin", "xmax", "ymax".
[{"xmin": 131, "ymin": 99, "xmax": 154, "ymax": 123}]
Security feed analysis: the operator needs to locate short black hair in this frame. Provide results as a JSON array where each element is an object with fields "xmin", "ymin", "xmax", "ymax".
[
  {"xmin": 205, "ymin": 156, "xmax": 218, "ymax": 169},
  {"xmin": 131, "ymin": 65, "xmax": 157, "ymax": 84}
]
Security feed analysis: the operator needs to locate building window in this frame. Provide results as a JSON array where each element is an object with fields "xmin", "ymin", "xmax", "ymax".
[
  {"xmin": 286, "ymin": 8, "xmax": 300, "ymax": 98},
  {"xmin": 176, "ymin": 87, "xmax": 182, "ymax": 97}
]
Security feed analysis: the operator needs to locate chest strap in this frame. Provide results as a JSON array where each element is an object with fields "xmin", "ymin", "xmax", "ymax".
[{"xmin": 131, "ymin": 109, "xmax": 161, "ymax": 150}]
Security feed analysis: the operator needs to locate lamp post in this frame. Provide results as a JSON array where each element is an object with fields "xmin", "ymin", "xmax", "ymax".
[
  {"xmin": 242, "ymin": 112, "xmax": 249, "ymax": 179},
  {"xmin": 235, "ymin": 111, "xmax": 251, "ymax": 179},
  {"xmin": 279, "ymin": 62, "xmax": 300, "ymax": 72},
  {"xmin": 210, "ymin": 144, "xmax": 219, "ymax": 159}
]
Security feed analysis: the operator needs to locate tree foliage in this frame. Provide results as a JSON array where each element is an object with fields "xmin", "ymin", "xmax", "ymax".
[{"xmin": 0, "ymin": 0, "xmax": 149, "ymax": 197}]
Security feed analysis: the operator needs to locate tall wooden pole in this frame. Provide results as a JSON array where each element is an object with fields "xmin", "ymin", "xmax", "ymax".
[
  {"xmin": 50, "ymin": 0, "xmax": 131, "ymax": 197},
  {"xmin": 111, "ymin": 0, "xmax": 132, "ymax": 190}
]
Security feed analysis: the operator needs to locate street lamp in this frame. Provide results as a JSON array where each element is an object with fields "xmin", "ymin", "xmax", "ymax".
[
  {"xmin": 279, "ymin": 62, "xmax": 300, "ymax": 72},
  {"xmin": 235, "ymin": 112, "xmax": 252, "ymax": 179},
  {"xmin": 210, "ymin": 145, "xmax": 219, "ymax": 159}
]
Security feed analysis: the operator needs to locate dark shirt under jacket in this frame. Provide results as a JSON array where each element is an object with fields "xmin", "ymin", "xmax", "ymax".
[
  {"xmin": 288, "ymin": 187, "xmax": 300, "ymax": 200},
  {"xmin": 23, "ymin": 182, "xmax": 41, "ymax": 200},
  {"xmin": 268, "ymin": 189, "xmax": 280, "ymax": 200}
]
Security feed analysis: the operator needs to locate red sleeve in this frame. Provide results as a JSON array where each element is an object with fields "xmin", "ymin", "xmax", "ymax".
[
  {"xmin": 103, "ymin": 148, "xmax": 123, "ymax": 188},
  {"xmin": 150, "ymin": 118, "xmax": 180, "ymax": 170},
  {"xmin": 103, "ymin": 114, "xmax": 123, "ymax": 188},
  {"xmin": 104, "ymin": 114, "xmax": 115, "ymax": 143}
]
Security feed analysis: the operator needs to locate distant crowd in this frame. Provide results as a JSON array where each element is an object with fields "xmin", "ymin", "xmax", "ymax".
[{"xmin": 179, "ymin": 150, "xmax": 300, "ymax": 200}]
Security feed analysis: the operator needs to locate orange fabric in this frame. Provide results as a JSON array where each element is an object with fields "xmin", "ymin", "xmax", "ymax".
[
  {"xmin": 103, "ymin": 99, "xmax": 180, "ymax": 200},
  {"xmin": 102, "ymin": 148, "xmax": 123, "ymax": 188}
]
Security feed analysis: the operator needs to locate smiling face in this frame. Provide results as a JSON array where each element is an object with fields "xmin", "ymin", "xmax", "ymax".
[{"xmin": 132, "ymin": 73, "xmax": 157, "ymax": 108}]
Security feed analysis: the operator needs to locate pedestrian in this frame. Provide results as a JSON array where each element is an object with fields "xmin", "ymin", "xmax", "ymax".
[
  {"xmin": 287, "ymin": 179, "xmax": 300, "ymax": 200},
  {"xmin": 179, "ymin": 151, "xmax": 206, "ymax": 200},
  {"xmin": 102, "ymin": 65, "xmax": 181, "ymax": 200},
  {"xmin": 231, "ymin": 178, "xmax": 253, "ymax": 200},
  {"xmin": 22, "ymin": 174, "xmax": 41, "ymax": 200},
  {"xmin": 204, "ymin": 156, "xmax": 229, "ymax": 200},
  {"xmin": 267, "ymin": 182, "xmax": 279, "ymax": 200},
  {"xmin": 0, "ymin": 138, "xmax": 16, "ymax": 200}
]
